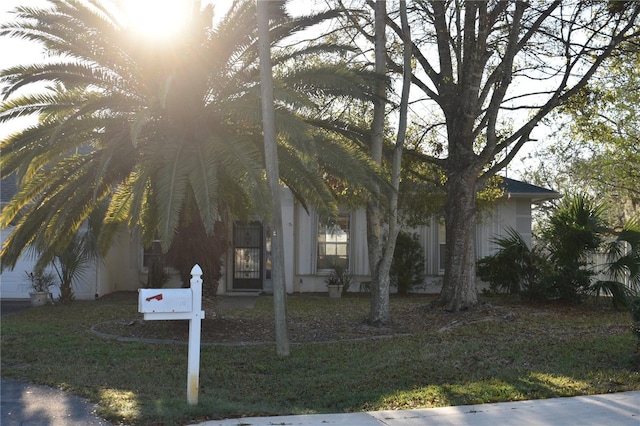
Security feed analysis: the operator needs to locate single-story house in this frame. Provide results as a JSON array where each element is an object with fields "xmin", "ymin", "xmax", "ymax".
[{"xmin": 0, "ymin": 176, "xmax": 559, "ymax": 299}]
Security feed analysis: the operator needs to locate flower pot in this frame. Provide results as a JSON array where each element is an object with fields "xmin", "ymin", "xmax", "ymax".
[
  {"xmin": 29, "ymin": 291, "xmax": 51, "ymax": 307},
  {"xmin": 327, "ymin": 284, "xmax": 343, "ymax": 298}
]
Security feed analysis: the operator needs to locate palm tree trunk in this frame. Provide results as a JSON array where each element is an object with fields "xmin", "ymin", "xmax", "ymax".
[{"xmin": 257, "ymin": 0, "xmax": 290, "ymax": 357}]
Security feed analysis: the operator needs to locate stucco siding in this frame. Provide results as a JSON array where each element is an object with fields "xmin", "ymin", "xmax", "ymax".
[
  {"xmin": 0, "ymin": 227, "xmax": 100, "ymax": 300},
  {"xmin": 0, "ymin": 227, "xmax": 37, "ymax": 298},
  {"xmin": 98, "ymin": 229, "xmax": 142, "ymax": 296}
]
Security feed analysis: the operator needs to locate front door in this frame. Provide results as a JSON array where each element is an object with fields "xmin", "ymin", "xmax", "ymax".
[{"xmin": 232, "ymin": 221, "xmax": 263, "ymax": 290}]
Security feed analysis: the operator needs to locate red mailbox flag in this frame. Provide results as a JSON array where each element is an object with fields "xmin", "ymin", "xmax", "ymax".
[{"xmin": 145, "ymin": 293, "xmax": 163, "ymax": 302}]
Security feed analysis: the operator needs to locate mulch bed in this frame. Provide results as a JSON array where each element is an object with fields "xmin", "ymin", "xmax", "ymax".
[{"xmin": 91, "ymin": 295, "xmax": 531, "ymax": 344}]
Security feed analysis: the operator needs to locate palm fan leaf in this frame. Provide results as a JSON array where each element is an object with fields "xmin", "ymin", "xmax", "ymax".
[{"xmin": 1, "ymin": 0, "xmax": 381, "ymax": 271}]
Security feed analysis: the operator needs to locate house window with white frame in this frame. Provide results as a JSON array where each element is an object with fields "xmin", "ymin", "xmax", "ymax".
[{"xmin": 317, "ymin": 213, "xmax": 350, "ymax": 272}]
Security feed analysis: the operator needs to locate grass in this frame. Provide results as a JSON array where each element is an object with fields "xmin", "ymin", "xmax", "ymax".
[{"xmin": 1, "ymin": 293, "xmax": 639, "ymax": 425}]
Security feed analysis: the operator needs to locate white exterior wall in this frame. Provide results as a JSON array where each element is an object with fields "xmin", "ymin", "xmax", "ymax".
[
  {"xmin": 0, "ymin": 227, "xmax": 101, "ymax": 300},
  {"xmin": 515, "ymin": 199, "xmax": 534, "ymax": 247},
  {"xmin": 0, "ymin": 227, "xmax": 38, "ymax": 299},
  {"xmin": 475, "ymin": 198, "xmax": 533, "ymax": 263},
  {"xmin": 97, "ymin": 229, "xmax": 143, "ymax": 296},
  {"xmin": 281, "ymin": 188, "xmax": 295, "ymax": 294},
  {"xmin": 0, "ymin": 194, "xmax": 537, "ymax": 299},
  {"xmin": 294, "ymin": 202, "xmax": 316, "ymax": 277},
  {"xmin": 350, "ymin": 208, "xmax": 369, "ymax": 276},
  {"xmin": 289, "ymin": 197, "xmax": 533, "ymax": 293}
]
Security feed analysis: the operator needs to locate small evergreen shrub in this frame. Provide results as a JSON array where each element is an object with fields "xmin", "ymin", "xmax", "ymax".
[
  {"xmin": 391, "ymin": 231, "xmax": 425, "ymax": 295},
  {"xmin": 538, "ymin": 263, "xmax": 595, "ymax": 303},
  {"xmin": 630, "ymin": 297, "xmax": 640, "ymax": 351},
  {"xmin": 539, "ymin": 194, "xmax": 606, "ymax": 302},
  {"xmin": 477, "ymin": 227, "xmax": 545, "ymax": 295}
]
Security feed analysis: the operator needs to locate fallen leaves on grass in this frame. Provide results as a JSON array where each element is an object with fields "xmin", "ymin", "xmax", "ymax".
[{"xmin": 87, "ymin": 293, "xmax": 621, "ymax": 345}]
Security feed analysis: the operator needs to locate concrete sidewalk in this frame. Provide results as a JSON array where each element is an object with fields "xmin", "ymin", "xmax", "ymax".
[
  {"xmin": 1, "ymin": 377, "xmax": 638, "ymax": 426},
  {"xmin": 194, "ymin": 391, "xmax": 640, "ymax": 426}
]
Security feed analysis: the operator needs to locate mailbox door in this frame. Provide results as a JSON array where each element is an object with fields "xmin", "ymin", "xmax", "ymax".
[{"xmin": 139, "ymin": 288, "xmax": 193, "ymax": 313}]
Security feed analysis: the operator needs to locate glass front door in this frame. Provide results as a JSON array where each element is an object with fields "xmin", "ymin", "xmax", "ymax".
[{"xmin": 232, "ymin": 221, "xmax": 263, "ymax": 290}]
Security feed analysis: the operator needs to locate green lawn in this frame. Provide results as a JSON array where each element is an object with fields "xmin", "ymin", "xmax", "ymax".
[{"xmin": 1, "ymin": 293, "xmax": 639, "ymax": 425}]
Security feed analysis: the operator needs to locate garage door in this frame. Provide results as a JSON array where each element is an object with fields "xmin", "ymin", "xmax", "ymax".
[{"xmin": 0, "ymin": 228, "xmax": 38, "ymax": 299}]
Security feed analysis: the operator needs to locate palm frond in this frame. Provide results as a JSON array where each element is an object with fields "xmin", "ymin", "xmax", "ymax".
[
  {"xmin": 1, "ymin": 0, "xmax": 384, "ymax": 269},
  {"xmin": 187, "ymin": 142, "xmax": 220, "ymax": 235},
  {"xmin": 155, "ymin": 145, "xmax": 190, "ymax": 250}
]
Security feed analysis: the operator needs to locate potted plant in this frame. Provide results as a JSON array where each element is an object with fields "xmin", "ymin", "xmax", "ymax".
[
  {"xmin": 326, "ymin": 271, "xmax": 343, "ymax": 298},
  {"xmin": 326, "ymin": 265, "xmax": 353, "ymax": 298},
  {"xmin": 25, "ymin": 270, "xmax": 57, "ymax": 306}
]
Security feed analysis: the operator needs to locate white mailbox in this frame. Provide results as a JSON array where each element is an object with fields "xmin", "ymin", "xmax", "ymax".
[
  {"xmin": 139, "ymin": 288, "xmax": 192, "ymax": 313},
  {"xmin": 137, "ymin": 265, "xmax": 205, "ymax": 406}
]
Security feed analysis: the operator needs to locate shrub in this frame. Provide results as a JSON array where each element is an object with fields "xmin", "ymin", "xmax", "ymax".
[
  {"xmin": 477, "ymin": 227, "xmax": 546, "ymax": 295},
  {"xmin": 630, "ymin": 297, "xmax": 640, "ymax": 350},
  {"xmin": 165, "ymin": 213, "xmax": 227, "ymax": 297},
  {"xmin": 479, "ymin": 197, "xmax": 637, "ymax": 307},
  {"xmin": 595, "ymin": 215, "xmax": 640, "ymax": 307},
  {"xmin": 538, "ymin": 194, "xmax": 607, "ymax": 302},
  {"xmin": 538, "ymin": 263, "xmax": 595, "ymax": 303},
  {"xmin": 390, "ymin": 231, "xmax": 425, "ymax": 295},
  {"xmin": 24, "ymin": 270, "xmax": 58, "ymax": 293},
  {"xmin": 324, "ymin": 264, "xmax": 353, "ymax": 294}
]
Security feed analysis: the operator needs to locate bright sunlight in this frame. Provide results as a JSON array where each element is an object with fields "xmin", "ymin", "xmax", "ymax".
[{"xmin": 120, "ymin": 0, "xmax": 192, "ymax": 40}]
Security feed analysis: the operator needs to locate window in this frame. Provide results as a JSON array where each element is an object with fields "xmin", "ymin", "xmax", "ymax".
[{"xmin": 317, "ymin": 213, "xmax": 350, "ymax": 271}]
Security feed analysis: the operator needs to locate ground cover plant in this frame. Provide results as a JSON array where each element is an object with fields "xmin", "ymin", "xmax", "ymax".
[{"xmin": 1, "ymin": 292, "xmax": 639, "ymax": 425}]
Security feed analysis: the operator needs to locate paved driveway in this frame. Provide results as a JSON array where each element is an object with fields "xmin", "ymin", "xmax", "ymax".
[{"xmin": 0, "ymin": 300, "xmax": 31, "ymax": 317}]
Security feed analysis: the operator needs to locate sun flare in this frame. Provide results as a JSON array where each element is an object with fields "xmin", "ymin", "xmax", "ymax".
[{"xmin": 121, "ymin": 0, "xmax": 192, "ymax": 40}]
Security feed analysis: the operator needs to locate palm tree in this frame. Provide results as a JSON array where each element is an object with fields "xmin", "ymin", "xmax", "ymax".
[
  {"xmin": 1, "ymin": 0, "xmax": 381, "ymax": 275},
  {"xmin": 593, "ymin": 216, "xmax": 640, "ymax": 308},
  {"xmin": 541, "ymin": 193, "xmax": 608, "ymax": 301},
  {"xmin": 606, "ymin": 217, "xmax": 640, "ymax": 294},
  {"xmin": 476, "ymin": 227, "xmax": 547, "ymax": 296}
]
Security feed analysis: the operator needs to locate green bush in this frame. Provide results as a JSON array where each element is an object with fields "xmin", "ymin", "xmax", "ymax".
[
  {"xmin": 538, "ymin": 263, "xmax": 595, "ymax": 303},
  {"xmin": 595, "ymin": 215, "xmax": 640, "ymax": 308},
  {"xmin": 478, "ymin": 196, "xmax": 637, "ymax": 308},
  {"xmin": 477, "ymin": 227, "xmax": 546, "ymax": 295},
  {"xmin": 539, "ymin": 194, "xmax": 606, "ymax": 302},
  {"xmin": 390, "ymin": 231, "xmax": 425, "ymax": 295},
  {"xmin": 631, "ymin": 297, "xmax": 640, "ymax": 349}
]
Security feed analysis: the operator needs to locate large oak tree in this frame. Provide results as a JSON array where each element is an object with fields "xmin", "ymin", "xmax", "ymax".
[{"xmin": 369, "ymin": 0, "xmax": 640, "ymax": 311}]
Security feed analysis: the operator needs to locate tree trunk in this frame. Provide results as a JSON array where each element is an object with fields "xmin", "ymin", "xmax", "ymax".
[
  {"xmin": 367, "ymin": 0, "xmax": 391, "ymax": 326},
  {"xmin": 369, "ymin": 0, "xmax": 412, "ymax": 325},
  {"xmin": 440, "ymin": 172, "xmax": 479, "ymax": 311},
  {"xmin": 146, "ymin": 239, "xmax": 166, "ymax": 288},
  {"xmin": 367, "ymin": 208, "xmax": 391, "ymax": 325},
  {"xmin": 257, "ymin": 0, "xmax": 290, "ymax": 357}
]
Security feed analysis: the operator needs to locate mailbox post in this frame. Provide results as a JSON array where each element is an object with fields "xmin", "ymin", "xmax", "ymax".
[{"xmin": 138, "ymin": 264, "xmax": 205, "ymax": 405}]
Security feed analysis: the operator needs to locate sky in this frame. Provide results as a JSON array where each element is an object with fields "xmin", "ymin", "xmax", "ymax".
[
  {"xmin": 0, "ymin": 0, "xmax": 234, "ymax": 139},
  {"xmin": 0, "ymin": 0, "xmax": 541, "ymax": 179},
  {"xmin": 0, "ymin": 0, "xmax": 47, "ymax": 141}
]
